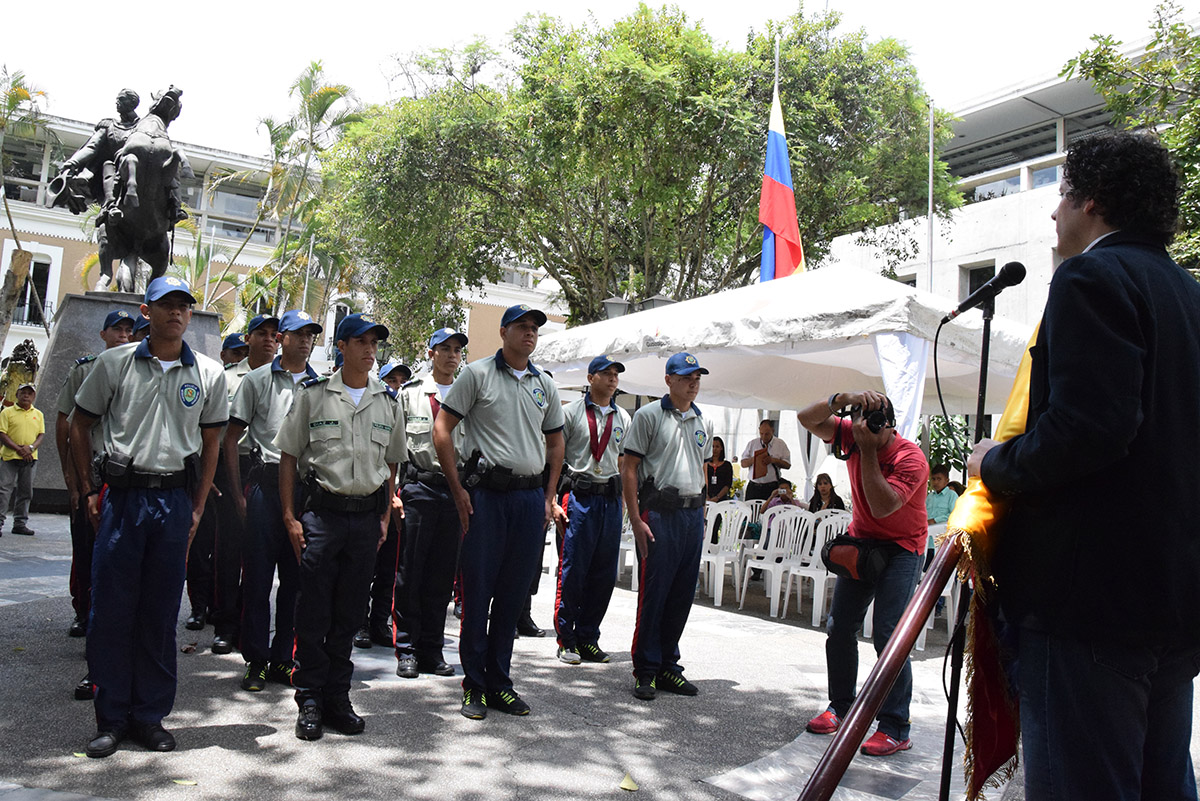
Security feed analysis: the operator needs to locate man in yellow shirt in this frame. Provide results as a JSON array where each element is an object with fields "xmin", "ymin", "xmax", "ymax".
[{"xmin": 0, "ymin": 383, "xmax": 45, "ymax": 536}]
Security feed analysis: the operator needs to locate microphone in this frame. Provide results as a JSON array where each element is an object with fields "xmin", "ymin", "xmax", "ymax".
[{"xmin": 942, "ymin": 261, "xmax": 1026, "ymax": 323}]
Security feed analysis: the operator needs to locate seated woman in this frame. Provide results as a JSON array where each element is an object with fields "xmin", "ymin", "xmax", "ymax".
[
  {"xmin": 765, "ymin": 480, "xmax": 805, "ymax": 511},
  {"xmin": 705, "ymin": 436, "xmax": 733, "ymax": 502},
  {"xmin": 807, "ymin": 472, "xmax": 846, "ymax": 511}
]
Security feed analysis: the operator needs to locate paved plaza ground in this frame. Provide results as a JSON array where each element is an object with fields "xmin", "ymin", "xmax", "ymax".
[{"xmin": 0, "ymin": 510, "xmax": 1132, "ymax": 801}]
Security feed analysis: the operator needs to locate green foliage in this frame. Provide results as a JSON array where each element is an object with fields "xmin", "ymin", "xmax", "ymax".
[
  {"xmin": 323, "ymin": 4, "xmax": 961, "ymax": 327},
  {"xmin": 1064, "ymin": 1, "xmax": 1200, "ymax": 271},
  {"xmin": 920, "ymin": 413, "xmax": 969, "ymax": 475}
]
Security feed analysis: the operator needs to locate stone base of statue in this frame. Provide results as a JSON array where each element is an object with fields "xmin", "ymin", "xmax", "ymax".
[{"xmin": 32, "ymin": 291, "xmax": 221, "ymax": 511}]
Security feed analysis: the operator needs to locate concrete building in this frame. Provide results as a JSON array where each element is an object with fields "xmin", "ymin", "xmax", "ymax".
[{"xmin": 826, "ymin": 65, "xmax": 1119, "ymax": 328}]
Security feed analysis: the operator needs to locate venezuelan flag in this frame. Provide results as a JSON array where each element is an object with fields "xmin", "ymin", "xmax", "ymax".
[{"xmin": 758, "ymin": 83, "xmax": 805, "ymax": 281}]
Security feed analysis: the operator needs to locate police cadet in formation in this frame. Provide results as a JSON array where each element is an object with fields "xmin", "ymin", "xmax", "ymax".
[
  {"xmin": 353, "ymin": 359, "xmax": 415, "ymax": 650},
  {"xmin": 274, "ymin": 313, "xmax": 407, "ymax": 741},
  {"xmin": 435, "ymin": 304, "xmax": 564, "ymax": 720},
  {"xmin": 183, "ymin": 332, "xmax": 249, "ymax": 642},
  {"xmin": 131, "ymin": 315, "xmax": 149, "ymax": 341},
  {"xmin": 620, "ymin": 352, "xmax": 713, "ymax": 701},
  {"xmin": 199, "ymin": 316, "xmax": 279, "ymax": 656},
  {"xmin": 552, "ymin": 355, "xmax": 630, "ymax": 666},
  {"xmin": 69, "ymin": 277, "xmax": 227, "ymax": 758},
  {"xmin": 392, "ymin": 327, "xmax": 468, "ymax": 679},
  {"xmin": 224, "ymin": 310, "xmax": 321, "ymax": 693},
  {"xmin": 56, "ymin": 309, "xmax": 134, "ymax": 652}
]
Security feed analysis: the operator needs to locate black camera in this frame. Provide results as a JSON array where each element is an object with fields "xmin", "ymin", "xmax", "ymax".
[{"xmin": 849, "ymin": 402, "xmax": 894, "ymax": 434}]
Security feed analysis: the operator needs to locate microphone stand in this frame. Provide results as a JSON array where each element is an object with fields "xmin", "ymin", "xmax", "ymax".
[{"xmin": 936, "ymin": 295, "xmax": 992, "ymax": 800}]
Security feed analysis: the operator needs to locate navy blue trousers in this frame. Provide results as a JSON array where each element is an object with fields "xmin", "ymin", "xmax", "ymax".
[
  {"xmin": 69, "ymin": 495, "xmax": 95, "ymax": 622},
  {"xmin": 825, "ymin": 548, "xmax": 922, "ymax": 740},
  {"xmin": 631, "ymin": 507, "xmax": 703, "ymax": 679},
  {"xmin": 1020, "ymin": 628, "xmax": 1200, "ymax": 801},
  {"xmin": 394, "ymin": 480, "xmax": 460, "ymax": 661},
  {"xmin": 240, "ymin": 482, "xmax": 299, "ymax": 665},
  {"xmin": 554, "ymin": 491, "xmax": 622, "ymax": 649},
  {"xmin": 88, "ymin": 487, "xmax": 191, "ymax": 731},
  {"xmin": 458, "ymin": 486, "xmax": 543, "ymax": 692},
  {"xmin": 292, "ymin": 508, "xmax": 378, "ymax": 705}
]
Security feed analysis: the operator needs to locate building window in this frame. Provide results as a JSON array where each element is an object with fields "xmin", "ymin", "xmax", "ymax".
[
  {"xmin": 895, "ymin": 274, "xmax": 917, "ymax": 288},
  {"xmin": 1032, "ymin": 165, "xmax": 1059, "ymax": 188},
  {"xmin": 15, "ymin": 257, "xmax": 51, "ymax": 326},
  {"xmin": 961, "ymin": 262, "xmax": 995, "ymax": 302},
  {"xmin": 968, "ymin": 175, "xmax": 1020, "ymax": 204}
]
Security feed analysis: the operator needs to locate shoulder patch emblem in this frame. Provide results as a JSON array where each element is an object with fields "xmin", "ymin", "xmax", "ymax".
[
  {"xmin": 612, "ymin": 425, "xmax": 625, "ymax": 444},
  {"xmin": 530, "ymin": 386, "xmax": 547, "ymax": 409},
  {"xmin": 694, "ymin": 429, "xmax": 708, "ymax": 448},
  {"xmin": 180, "ymin": 383, "xmax": 201, "ymax": 407}
]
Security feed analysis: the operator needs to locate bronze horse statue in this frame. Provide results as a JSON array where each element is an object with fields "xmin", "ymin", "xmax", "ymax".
[
  {"xmin": 97, "ymin": 85, "xmax": 191, "ymax": 292},
  {"xmin": 49, "ymin": 86, "xmax": 191, "ymax": 293}
]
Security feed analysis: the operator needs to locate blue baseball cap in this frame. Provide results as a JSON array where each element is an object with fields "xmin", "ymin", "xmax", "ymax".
[
  {"xmin": 665, "ymin": 352, "xmax": 709, "ymax": 376},
  {"xmin": 588, "ymin": 355, "xmax": 625, "ymax": 375},
  {"xmin": 144, "ymin": 276, "xmax": 197, "ymax": 304},
  {"xmin": 500, "ymin": 304, "xmax": 547, "ymax": 328},
  {"xmin": 429, "ymin": 327, "xmax": 468, "ymax": 349},
  {"xmin": 279, "ymin": 309, "xmax": 323, "ymax": 334},
  {"xmin": 103, "ymin": 309, "xmax": 135, "ymax": 330},
  {"xmin": 246, "ymin": 313, "xmax": 280, "ymax": 334},
  {"xmin": 379, "ymin": 362, "xmax": 411, "ymax": 382},
  {"xmin": 222, "ymin": 333, "xmax": 247, "ymax": 351},
  {"xmin": 336, "ymin": 313, "xmax": 389, "ymax": 343},
  {"xmin": 132, "ymin": 316, "xmax": 150, "ymax": 334}
]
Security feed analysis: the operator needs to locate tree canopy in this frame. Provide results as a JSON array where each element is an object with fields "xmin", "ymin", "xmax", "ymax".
[
  {"xmin": 1065, "ymin": 1, "xmax": 1199, "ymax": 269},
  {"xmin": 322, "ymin": 4, "xmax": 960, "ymax": 344}
]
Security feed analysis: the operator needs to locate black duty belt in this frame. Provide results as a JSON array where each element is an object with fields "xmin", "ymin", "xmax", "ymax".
[
  {"xmin": 404, "ymin": 462, "xmax": 450, "ymax": 488},
  {"xmin": 472, "ymin": 468, "xmax": 543, "ymax": 492},
  {"xmin": 106, "ymin": 467, "xmax": 188, "ymax": 490},
  {"xmin": 253, "ymin": 461, "xmax": 281, "ymax": 487},
  {"xmin": 305, "ymin": 482, "xmax": 387, "ymax": 514},
  {"xmin": 640, "ymin": 483, "xmax": 705, "ymax": 512},
  {"xmin": 569, "ymin": 472, "xmax": 621, "ymax": 498}
]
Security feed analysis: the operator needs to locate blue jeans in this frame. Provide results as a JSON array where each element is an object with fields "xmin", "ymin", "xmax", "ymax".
[
  {"xmin": 1020, "ymin": 627, "xmax": 1200, "ymax": 801},
  {"xmin": 824, "ymin": 547, "xmax": 922, "ymax": 740}
]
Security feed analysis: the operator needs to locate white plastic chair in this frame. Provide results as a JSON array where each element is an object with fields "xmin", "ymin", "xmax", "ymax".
[
  {"xmin": 743, "ymin": 499, "xmax": 765, "ymax": 525},
  {"xmin": 739, "ymin": 507, "xmax": 813, "ymax": 617},
  {"xmin": 699, "ymin": 501, "xmax": 748, "ymax": 606},
  {"xmin": 782, "ymin": 511, "xmax": 851, "ymax": 626}
]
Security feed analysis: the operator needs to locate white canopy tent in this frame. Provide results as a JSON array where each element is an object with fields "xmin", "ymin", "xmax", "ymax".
[{"xmin": 535, "ymin": 267, "xmax": 1034, "ymax": 492}]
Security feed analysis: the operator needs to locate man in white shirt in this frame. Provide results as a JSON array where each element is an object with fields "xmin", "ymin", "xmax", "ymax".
[{"xmin": 740, "ymin": 419, "xmax": 791, "ymax": 501}]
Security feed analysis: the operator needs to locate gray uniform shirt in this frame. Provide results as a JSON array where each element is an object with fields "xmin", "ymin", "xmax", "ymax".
[
  {"xmin": 225, "ymin": 359, "xmax": 254, "ymax": 456},
  {"xmin": 56, "ymin": 355, "xmax": 106, "ymax": 456},
  {"xmin": 273, "ymin": 370, "xmax": 407, "ymax": 497},
  {"xmin": 399, "ymin": 374, "xmax": 463, "ymax": 474},
  {"xmin": 441, "ymin": 350, "xmax": 565, "ymax": 477},
  {"xmin": 562, "ymin": 393, "xmax": 630, "ymax": 480},
  {"xmin": 228, "ymin": 356, "xmax": 318, "ymax": 465},
  {"xmin": 74, "ymin": 339, "xmax": 228, "ymax": 473},
  {"xmin": 621, "ymin": 396, "xmax": 713, "ymax": 496}
]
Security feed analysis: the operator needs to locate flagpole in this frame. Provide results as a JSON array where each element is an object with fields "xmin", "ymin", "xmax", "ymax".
[{"xmin": 774, "ymin": 34, "xmax": 781, "ymax": 92}]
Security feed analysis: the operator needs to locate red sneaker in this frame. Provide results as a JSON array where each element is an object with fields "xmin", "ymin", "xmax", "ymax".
[
  {"xmin": 805, "ymin": 709, "xmax": 841, "ymax": 734},
  {"xmin": 860, "ymin": 731, "xmax": 913, "ymax": 756}
]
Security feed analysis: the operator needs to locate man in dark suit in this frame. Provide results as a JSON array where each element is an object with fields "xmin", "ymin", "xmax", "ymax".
[{"xmin": 970, "ymin": 130, "xmax": 1200, "ymax": 801}]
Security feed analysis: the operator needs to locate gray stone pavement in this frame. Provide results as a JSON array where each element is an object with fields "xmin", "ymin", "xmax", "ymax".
[{"xmin": 0, "ymin": 511, "xmax": 1176, "ymax": 800}]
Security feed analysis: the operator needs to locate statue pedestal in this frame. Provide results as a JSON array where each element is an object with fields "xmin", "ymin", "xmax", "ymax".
[{"xmin": 32, "ymin": 291, "xmax": 222, "ymax": 511}]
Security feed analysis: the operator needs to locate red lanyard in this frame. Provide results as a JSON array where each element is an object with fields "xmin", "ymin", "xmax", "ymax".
[
  {"xmin": 430, "ymin": 395, "xmax": 440, "ymax": 418},
  {"xmin": 586, "ymin": 405, "xmax": 615, "ymax": 464}
]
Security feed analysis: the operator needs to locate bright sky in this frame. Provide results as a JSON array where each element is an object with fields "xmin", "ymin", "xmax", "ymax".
[{"xmin": 6, "ymin": 0, "xmax": 1186, "ymax": 157}]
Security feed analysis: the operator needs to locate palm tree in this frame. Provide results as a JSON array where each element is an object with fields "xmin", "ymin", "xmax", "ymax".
[
  {"xmin": 0, "ymin": 67, "xmax": 49, "ymax": 347},
  {"xmin": 264, "ymin": 61, "xmax": 362, "ymax": 313}
]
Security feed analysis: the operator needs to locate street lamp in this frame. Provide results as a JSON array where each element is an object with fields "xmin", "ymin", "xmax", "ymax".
[
  {"xmin": 602, "ymin": 296, "xmax": 632, "ymax": 319},
  {"xmin": 639, "ymin": 294, "xmax": 676, "ymax": 311}
]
